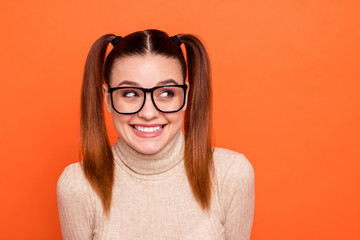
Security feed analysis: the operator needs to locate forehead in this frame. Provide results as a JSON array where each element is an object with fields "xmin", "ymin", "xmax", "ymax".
[{"xmin": 110, "ymin": 54, "xmax": 183, "ymax": 88}]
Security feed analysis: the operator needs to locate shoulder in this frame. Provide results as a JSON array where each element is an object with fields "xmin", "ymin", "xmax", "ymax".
[
  {"xmin": 213, "ymin": 147, "xmax": 254, "ymax": 184},
  {"xmin": 57, "ymin": 163, "xmax": 97, "ymax": 237},
  {"xmin": 212, "ymin": 148, "xmax": 255, "ymax": 221},
  {"xmin": 56, "ymin": 162, "xmax": 94, "ymax": 202}
]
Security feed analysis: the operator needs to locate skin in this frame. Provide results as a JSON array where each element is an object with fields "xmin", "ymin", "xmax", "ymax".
[{"xmin": 103, "ymin": 54, "xmax": 189, "ymax": 155}]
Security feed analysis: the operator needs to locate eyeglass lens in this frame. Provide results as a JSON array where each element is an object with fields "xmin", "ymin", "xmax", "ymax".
[{"xmin": 111, "ymin": 86, "xmax": 185, "ymax": 114}]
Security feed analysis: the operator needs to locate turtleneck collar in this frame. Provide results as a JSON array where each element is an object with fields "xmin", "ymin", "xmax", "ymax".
[{"xmin": 113, "ymin": 130, "xmax": 184, "ymax": 177}]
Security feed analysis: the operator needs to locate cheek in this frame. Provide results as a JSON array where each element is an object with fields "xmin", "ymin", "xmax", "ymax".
[
  {"xmin": 165, "ymin": 112, "xmax": 184, "ymax": 127},
  {"xmin": 112, "ymin": 113, "xmax": 132, "ymax": 134}
]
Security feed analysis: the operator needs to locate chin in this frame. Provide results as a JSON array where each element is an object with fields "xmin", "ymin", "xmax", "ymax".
[
  {"xmin": 127, "ymin": 126, "xmax": 172, "ymax": 155},
  {"xmin": 116, "ymin": 123, "xmax": 180, "ymax": 155}
]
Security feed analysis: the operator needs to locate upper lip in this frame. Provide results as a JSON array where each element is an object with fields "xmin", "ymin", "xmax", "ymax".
[{"xmin": 130, "ymin": 124, "xmax": 166, "ymax": 127}]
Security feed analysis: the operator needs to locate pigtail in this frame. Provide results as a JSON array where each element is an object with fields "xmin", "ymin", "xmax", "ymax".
[
  {"xmin": 80, "ymin": 34, "xmax": 116, "ymax": 216},
  {"xmin": 178, "ymin": 34, "xmax": 214, "ymax": 211}
]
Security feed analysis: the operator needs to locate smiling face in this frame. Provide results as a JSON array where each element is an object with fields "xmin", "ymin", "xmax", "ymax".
[{"xmin": 103, "ymin": 54, "xmax": 187, "ymax": 155}]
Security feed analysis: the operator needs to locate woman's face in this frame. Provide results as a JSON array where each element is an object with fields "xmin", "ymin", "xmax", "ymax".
[{"xmin": 103, "ymin": 54, "xmax": 187, "ymax": 155}]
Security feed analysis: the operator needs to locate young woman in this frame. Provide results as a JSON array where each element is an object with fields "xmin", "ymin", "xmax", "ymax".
[{"xmin": 57, "ymin": 29, "xmax": 255, "ymax": 240}]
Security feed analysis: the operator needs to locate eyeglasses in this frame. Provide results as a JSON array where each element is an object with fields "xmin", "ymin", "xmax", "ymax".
[{"xmin": 108, "ymin": 84, "xmax": 188, "ymax": 115}]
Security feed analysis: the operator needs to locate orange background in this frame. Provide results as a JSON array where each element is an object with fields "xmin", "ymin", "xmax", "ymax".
[{"xmin": 1, "ymin": 0, "xmax": 359, "ymax": 239}]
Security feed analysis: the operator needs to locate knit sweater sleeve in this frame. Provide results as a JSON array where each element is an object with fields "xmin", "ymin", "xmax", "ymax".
[
  {"xmin": 214, "ymin": 149, "xmax": 255, "ymax": 240},
  {"xmin": 56, "ymin": 163, "xmax": 94, "ymax": 240}
]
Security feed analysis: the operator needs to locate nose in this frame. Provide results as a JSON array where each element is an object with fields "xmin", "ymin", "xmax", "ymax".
[{"xmin": 137, "ymin": 93, "xmax": 159, "ymax": 120}]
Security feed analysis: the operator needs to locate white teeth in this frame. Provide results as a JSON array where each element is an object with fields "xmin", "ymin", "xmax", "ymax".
[{"xmin": 133, "ymin": 125, "xmax": 163, "ymax": 133}]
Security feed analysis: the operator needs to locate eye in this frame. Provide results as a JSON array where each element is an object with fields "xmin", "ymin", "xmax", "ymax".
[
  {"xmin": 159, "ymin": 90, "xmax": 175, "ymax": 97},
  {"xmin": 122, "ymin": 90, "xmax": 140, "ymax": 98}
]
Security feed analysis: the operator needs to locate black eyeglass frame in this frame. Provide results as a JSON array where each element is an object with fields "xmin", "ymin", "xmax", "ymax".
[{"xmin": 108, "ymin": 84, "xmax": 188, "ymax": 115}]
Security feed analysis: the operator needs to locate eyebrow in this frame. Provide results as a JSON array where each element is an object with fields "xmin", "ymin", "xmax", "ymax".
[
  {"xmin": 157, "ymin": 79, "xmax": 180, "ymax": 86},
  {"xmin": 116, "ymin": 79, "xmax": 181, "ymax": 87},
  {"xmin": 116, "ymin": 80, "xmax": 139, "ymax": 87}
]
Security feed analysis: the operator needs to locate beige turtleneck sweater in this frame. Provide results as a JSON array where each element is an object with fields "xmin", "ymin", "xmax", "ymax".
[{"xmin": 57, "ymin": 131, "xmax": 255, "ymax": 240}]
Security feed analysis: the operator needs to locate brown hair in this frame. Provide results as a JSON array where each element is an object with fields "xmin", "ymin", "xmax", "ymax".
[{"xmin": 80, "ymin": 29, "xmax": 213, "ymax": 216}]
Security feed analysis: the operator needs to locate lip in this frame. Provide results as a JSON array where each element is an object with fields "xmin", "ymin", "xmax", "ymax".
[
  {"xmin": 130, "ymin": 124, "xmax": 166, "ymax": 138},
  {"xmin": 131, "ymin": 124, "xmax": 165, "ymax": 127}
]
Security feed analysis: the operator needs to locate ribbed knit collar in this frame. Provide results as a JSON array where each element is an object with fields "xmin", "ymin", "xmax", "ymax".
[{"xmin": 113, "ymin": 130, "xmax": 184, "ymax": 176}]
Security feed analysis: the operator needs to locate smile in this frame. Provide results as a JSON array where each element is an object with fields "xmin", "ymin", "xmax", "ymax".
[{"xmin": 132, "ymin": 125, "xmax": 165, "ymax": 133}]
